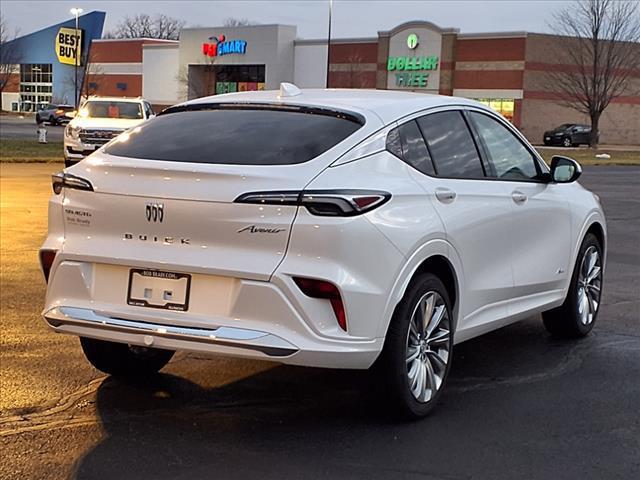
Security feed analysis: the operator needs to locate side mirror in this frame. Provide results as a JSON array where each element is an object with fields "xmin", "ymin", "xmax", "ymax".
[{"xmin": 550, "ymin": 155, "xmax": 582, "ymax": 183}]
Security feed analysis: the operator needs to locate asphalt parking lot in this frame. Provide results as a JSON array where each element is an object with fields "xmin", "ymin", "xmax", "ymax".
[
  {"xmin": 0, "ymin": 163, "xmax": 638, "ymax": 480},
  {"xmin": 0, "ymin": 117, "xmax": 65, "ymax": 142}
]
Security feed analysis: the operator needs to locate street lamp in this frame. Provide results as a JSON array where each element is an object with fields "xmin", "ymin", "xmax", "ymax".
[
  {"xmin": 70, "ymin": 7, "xmax": 83, "ymax": 108},
  {"xmin": 326, "ymin": 0, "xmax": 332, "ymax": 88}
]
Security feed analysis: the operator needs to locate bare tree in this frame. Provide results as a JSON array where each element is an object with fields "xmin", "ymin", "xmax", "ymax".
[
  {"xmin": 0, "ymin": 14, "xmax": 22, "ymax": 96},
  {"xmin": 107, "ymin": 14, "xmax": 185, "ymax": 40},
  {"xmin": 81, "ymin": 49, "xmax": 105, "ymax": 98},
  {"xmin": 545, "ymin": 0, "xmax": 640, "ymax": 147},
  {"xmin": 223, "ymin": 18, "xmax": 257, "ymax": 27}
]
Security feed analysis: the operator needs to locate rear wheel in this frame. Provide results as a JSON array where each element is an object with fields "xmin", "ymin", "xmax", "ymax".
[
  {"xmin": 543, "ymin": 233, "xmax": 603, "ymax": 338},
  {"xmin": 49, "ymin": 115, "xmax": 57, "ymax": 126},
  {"xmin": 79, "ymin": 337, "xmax": 175, "ymax": 377},
  {"xmin": 378, "ymin": 274, "xmax": 453, "ymax": 418},
  {"xmin": 562, "ymin": 136, "xmax": 573, "ymax": 148}
]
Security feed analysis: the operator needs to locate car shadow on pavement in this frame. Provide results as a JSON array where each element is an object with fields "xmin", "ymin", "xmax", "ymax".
[{"xmin": 67, "ymin": 317, "xmax": 595, "ymax": 480}]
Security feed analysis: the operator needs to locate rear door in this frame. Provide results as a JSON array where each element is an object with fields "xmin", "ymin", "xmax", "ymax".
[
  {"xmin": 62, "ymin": 106, "xmax": 369, "ymax": 281},
  {"xmin": 402, "ymin": 110, "xmax": 515, "ymax": 329}
]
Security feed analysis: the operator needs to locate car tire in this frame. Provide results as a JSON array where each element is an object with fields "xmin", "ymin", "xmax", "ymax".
[
  {"xmin": 79, "ymin": 337, "xmax": 175, "ymax": 377},
  {"xmin": 562, "ymin": 137, "xmax": 573, "ymax": 148},
  {"xmin": 377, "ymin": 273, "xmax": 454, "ymax": 419},
  {"xmin": 543, "ymin": 233, "xmax": 603, "ymax": 338},
  {"xmin": 49, "ymin": 115, "xmax": 57, "ymax": 126}
]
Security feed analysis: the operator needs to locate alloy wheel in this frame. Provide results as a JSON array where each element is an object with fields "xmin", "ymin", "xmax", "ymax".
[
  {"xmin": 405, "ymin": 291, "xmax": 451, "ymax": 403},
  {"xmin": 577, "ymin": 246, "xmax": 602, "ymax": 325}
]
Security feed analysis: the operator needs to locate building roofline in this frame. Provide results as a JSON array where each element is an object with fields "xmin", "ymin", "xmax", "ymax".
[
  {"xmin": 458, "ymin": 31, "xmax": 528, "ymax": 40},
  {"xmin": 142, "ymin": 43, "xmax": 180, "ymax": 49},
  {"xmin": 378, "ymin": 20, "xmax": 460, "ymax": 37},
  {"xmin": 180, "ymin": 23, "xmax": 297, "ymax": 32},
  {"xmin": 94, "ymin": 38, "xmax": 179, "ymax": 43},
  {"xmin": 295, "ymin": 37, "xmax": 378, "ymax": 46}
]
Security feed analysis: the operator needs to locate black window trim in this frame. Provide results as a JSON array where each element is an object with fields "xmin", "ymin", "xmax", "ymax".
[
  {"xmin": 390, "ymin": 109, "xmax": 489, "ymax": 181},
  {"xmin": 389, "ymin": 104, "xmax": 549, "ymax": 184},
  {"xmin": 386, "ymin": 119, "xmax": 439, "ymax": 177},
  {"xmin": 416, "ymin": 110, "xmax": 489, "ymax": 180}
]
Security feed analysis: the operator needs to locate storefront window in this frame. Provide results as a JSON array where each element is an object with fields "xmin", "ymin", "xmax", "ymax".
[
  {"xmin": 19, "ymin": 64, "xmax": 53, "ymax": 112},
  {"xmin": 214, "ymin": 64, "xmax": 265, "ymax": 95},
  {"xmin": 474, "ymin": 98, "xmax": 515, "ymax": 123}
]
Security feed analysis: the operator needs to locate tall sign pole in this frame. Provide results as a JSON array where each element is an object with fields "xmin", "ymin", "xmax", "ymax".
[
  {"xmin": 326, "ymin": 0, "xmax": 332, "ymax": 88},
  {"xmin": 70, "ymin": 8, "xmax": 83, "ymax": 108}
]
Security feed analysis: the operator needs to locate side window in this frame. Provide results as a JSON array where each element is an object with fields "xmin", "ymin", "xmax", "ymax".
[
  {"xmin": 416, "ymin": 111, "xmax": 485, "ymax": 179},
  {"xmin": 144, "ymin": 102, "xmax": 155, "ymax": 118},
  {"xmin": 469, "ymin": 112, "xmax": 539, "ymax": 181},
  {"xmin": 386, "ymin": 121, "xmax": 435, "ymax": 176}
]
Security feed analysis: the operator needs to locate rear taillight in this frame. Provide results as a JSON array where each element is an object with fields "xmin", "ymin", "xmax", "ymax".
[
  {"xmin": 293, "ymin": 277, "xmax": 347, "ymax": 331},
  {"xmin": 52, "ymin": 172, "xmax": 94, "ymax": 195},
  {"xmin": 235, "ymin": 189, "xmax": 390, "ymax": 217},
  {"xmin": 39, "ymin": 249, "xmax": 57, "ymax": 283}
]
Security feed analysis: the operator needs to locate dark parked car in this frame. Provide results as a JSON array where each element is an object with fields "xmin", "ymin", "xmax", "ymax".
[
  {"xmin": 36, "ymin": 104, "xmax": 75, "ymax": 126},
  {"xmin": 543, "ymin": 123, "xmax": 597, "ymax": 147}
]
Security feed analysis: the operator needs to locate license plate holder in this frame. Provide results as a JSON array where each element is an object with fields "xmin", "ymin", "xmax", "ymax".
[{"xmin": 127, "ymin": 269, "xmax": 191, "ymax": 311}]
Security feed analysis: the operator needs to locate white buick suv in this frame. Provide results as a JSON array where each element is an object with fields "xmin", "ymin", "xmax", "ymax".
[{"xmin": 41, "ymin": 86, "xmax": 606, "ymax": 417}]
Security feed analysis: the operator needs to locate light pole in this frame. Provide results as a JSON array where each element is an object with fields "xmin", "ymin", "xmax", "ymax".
[
  {"xmin": 326, "ymin": 0, "xmax": 332, "ymax": 88},
  {"xmin": 70, "ymin": 7, "xmax": 83, "ymax": 108}
]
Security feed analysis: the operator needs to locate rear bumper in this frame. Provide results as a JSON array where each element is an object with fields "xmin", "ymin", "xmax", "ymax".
[
  {"xmin": 44, "ymin": 306, "xmax": 298, "ymax": 358},
  {"xmin": 41, "ymin": 259, "xmax": 384, "ymax": 369}
]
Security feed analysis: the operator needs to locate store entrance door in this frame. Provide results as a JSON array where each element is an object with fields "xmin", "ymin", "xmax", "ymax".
[{"xmin": 187, "ymin": 64, "xmax": 265, "ymax": 99}]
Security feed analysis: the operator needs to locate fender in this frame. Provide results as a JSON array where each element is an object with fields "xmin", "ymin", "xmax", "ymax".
[
  {"xmin": 376, "ymin": 237, "xmax": 464, "ymax": 338},
  {"xmin": 562, "ymin": 210, "xmax": 607, "ymax": 298}
]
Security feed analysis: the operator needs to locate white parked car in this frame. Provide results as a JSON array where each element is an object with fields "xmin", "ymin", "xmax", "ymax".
[
  {"xmin": 64, "ymin": 96, "xmax": 156, "ymax": 167},
  {"xmin": 41, "ymin": 86, "xmax": 606, "ymax": 417}
]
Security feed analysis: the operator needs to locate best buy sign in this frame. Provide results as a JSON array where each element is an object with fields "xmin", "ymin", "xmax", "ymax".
[{"xmin": 55, "ymin": 27, "xmax": 82, "ymax": 66}]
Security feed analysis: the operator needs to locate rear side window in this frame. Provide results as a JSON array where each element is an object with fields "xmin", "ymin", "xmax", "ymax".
[
  {"xmin": 387, "ymin": 121, "xmax": 435, "ymax": 176},
  {"xmin": 417, "ymin": 111, "xmax": 485, "ymax": 179},
  {"xmin": 105, "ymin": 108, "xmax": 363, "ymax": 165}
]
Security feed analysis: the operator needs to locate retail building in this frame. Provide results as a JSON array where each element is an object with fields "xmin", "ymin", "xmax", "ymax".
[{"xmin": 2, "ymin": 15, "xmax": 638, "ymax": 144}]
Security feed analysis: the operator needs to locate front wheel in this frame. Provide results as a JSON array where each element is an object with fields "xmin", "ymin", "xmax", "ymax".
[
  {"xmin": 562, "ymin": 137, "xmax": 573, "ymax": 148},
  {"xmin": 79, "ymin": 337, "xmax": 175, "ymax": 378},
  {"xmin": 543, "ymin": 233, "xmax": 603, "ymax": 338},
  {"xmin": 378, "ymin": 274, "xmax": 454, "ymax": 418}
]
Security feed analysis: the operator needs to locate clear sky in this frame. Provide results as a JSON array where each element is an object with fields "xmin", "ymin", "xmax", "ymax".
[{"xmin": 2, "ymin": 0, "xmax": 572, "ymax": 40}]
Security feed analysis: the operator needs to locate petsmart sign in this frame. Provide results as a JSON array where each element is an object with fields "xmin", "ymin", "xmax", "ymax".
[
  {"xmin": 202, "ymin": 34, "xmax": 247, "ymax": 57},
  {"xmin": 55, "ymin": 27, "xmax": 83, "ymax": 66}
]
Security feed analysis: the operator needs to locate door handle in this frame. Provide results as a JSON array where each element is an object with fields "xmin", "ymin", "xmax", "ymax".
[
  {"xmin": 435, "ymin": 188, "xmax": 457, "ymax": 203},
  {"xmin": 512, "ymin": 191, "xmax": 527, "ymax": 205}
]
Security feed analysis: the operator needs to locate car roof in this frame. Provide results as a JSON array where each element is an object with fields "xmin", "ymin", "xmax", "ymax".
[
  {"xmin": 85, "ymin": 97, "xmax": 144, "ymax": 103},
  {"xmin": 183, "ymin": 88, "xmax": 490, "ymax": 125}
]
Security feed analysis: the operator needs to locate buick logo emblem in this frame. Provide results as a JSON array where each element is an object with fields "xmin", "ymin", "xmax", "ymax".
[{"xmin": 145, "ymin": 203, "xmax": 164, "ymax": 223}]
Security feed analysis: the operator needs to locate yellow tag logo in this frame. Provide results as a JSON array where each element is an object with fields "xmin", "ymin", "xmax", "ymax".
[{"xmin": 55, "ymin": 27, "xmax": 82, "ymax": 66}]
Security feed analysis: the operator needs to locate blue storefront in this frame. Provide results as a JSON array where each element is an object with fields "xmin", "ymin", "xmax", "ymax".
[{"xmin": 1, "ymin": 11, "xmax": 105, "ymax": 111}]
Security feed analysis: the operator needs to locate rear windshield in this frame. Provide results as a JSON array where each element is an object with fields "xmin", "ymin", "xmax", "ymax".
[{"xmin": 104, "ymin": 107, "xmax": 363, "ymax": 165}]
